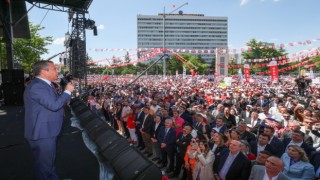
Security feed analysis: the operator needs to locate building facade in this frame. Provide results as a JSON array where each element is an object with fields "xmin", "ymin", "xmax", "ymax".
[{"xmin": 137, "ymin": 13, "xmax": 228, "ymax": 64}]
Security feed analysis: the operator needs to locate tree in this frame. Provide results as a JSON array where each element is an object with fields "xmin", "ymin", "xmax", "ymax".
[
  {"xmin": 0, "ymin": 23, "xmax": 53, "ymax": 73},
  {"xmin": 167, "ymin": 54, "xmax": 208, "ymax": 75},
  {"xmin": 124, "ymin": 51, "xmax": 131, "ymax": 63},
  {"xmin": 241, "ymin": 39, "xmax": 287, "ymax": 74}
]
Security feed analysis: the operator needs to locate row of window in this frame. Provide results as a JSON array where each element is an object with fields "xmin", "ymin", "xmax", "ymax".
[
  {"xmin": 138, "ymin": 26, "xmax": 227, "ymax": 30},
  {"xmin": 137, "ymin": 22, "xmax": 228, "ymax": 26},
  {"xmin": 138, "ymin": 34, "xmax": 227, "ymax": 38},
  {"xmin": 137, "ymin": 18, "xmax": 227, "ymax": 22},
  {"xmin": 138, "ymin": 30, "xmax": 227, "ymax": 34},
  {"xmin": 138, "ymin": 38, "xmax": 227, "ymax": 42},
  {"xmin": 138, "ymin": 42, "xmax": 227, "ymax": 46}
]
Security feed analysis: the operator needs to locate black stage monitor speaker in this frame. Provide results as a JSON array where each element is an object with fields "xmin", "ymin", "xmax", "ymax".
[
  {"xmin": 111, "ymin": 147, "xmax": 162, "ymax": 180},
  {"xmin": 3, "ymin": 83, "xmax": 24, "ymax": 105},
  {"xmin": 1, "ymin": 69, "xmax": 24, "ymax": 84},
  {"xmin": 88, "ymin": 123, "xmax": 110, "ymax": 140},
  {"xmin": 95, "ymin": 128, "xmax": 123, "ymax": 151},
  {"xmin": 85, "ymin": 118, "xmax": 105, "ymax": 132},
  {"xmin": 101, "ymin": 138, "xmax": 130, "ymax": 162}
]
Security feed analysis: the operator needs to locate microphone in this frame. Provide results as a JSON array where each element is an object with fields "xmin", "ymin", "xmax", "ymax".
[{"xmin": 58, "ymin": 74, "xmax": 70, "ymax": 85}]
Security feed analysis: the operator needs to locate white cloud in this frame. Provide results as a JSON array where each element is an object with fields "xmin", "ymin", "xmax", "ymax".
[
  {"xmin": 52, "ymin": 37, "xmax": 65, "ymax": 46},
  {"xmin": 97, "ymin": 24, "xmax": 104, "ymax": 30},
  {"xmin": 240, "ymin": 0, "xmax": 249, "ymax": 6}
]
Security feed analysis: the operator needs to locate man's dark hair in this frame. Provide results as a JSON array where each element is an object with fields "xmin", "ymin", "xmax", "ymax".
[
  {"xmin": 259, "ymin": 150, "xmax": 272, "ymax": 156},
  {"xmin": 264, "ymin": 126, "xmax": 275, "ymax": 133},
  {"xmin": 259, "ymin": 133, "xmax": 271, "ymax": 140},
  {"xmin": 32, "ymin": 60, "xmax": 53, "ymax": 76},
  {"xmin": 292, "ymin": 130, "xmax": 305, "ymax": 138}
]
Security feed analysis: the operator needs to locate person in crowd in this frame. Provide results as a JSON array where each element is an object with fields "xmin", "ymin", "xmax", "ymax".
[
  {"xmin": 192, "ymin": 139, "xmax": 215, "ymax": 180},
  {"xmin": 222, "ymin": 107, "xmax": 236, "ymax": 129},
  {"xmin": 120, "ymin": 101, "xmax": 131, "ymax": 138},
  {"xmin": 184, "ymin": 138, "xmax": 198, "ymax": 180},
  {"xmin": 194, "ymin": 113, "xmax": 210, "ymax": 141},
  {"xmin": 240, "ymin": 140, "xmax": 256, "ymax": 160},
  {"xmin": 213, "ymin": 140, "xmax": 252, "ymax": 180},
  {"xmin": 249, "ymin": 156, "xmax": 289, "ymax": 180},
  {"xmin": 281, "ymin": 145, "xmax": 315, "ymax": 179},
  {"xmin": 283, "ymin": 130, "xmax": 315, "ymax": 157},
  {"xmin": 169, "ymin": 125, "xmax": 193, "ymax": 178},
  {"xmin": 238, "ymin": 121, "xmax": 256, "ymax": 144},
  {"xmin": 225, "ymin": 129, "xmax": 240, "ymax": 146},
  {"xmin": 250, "ymin": 133, "xmax": 276, "ymax": 157},
  {"xmin": 209, "ymin": 131, "xmax": 228, "ymax": 161},
  {"xmin": 127, "ymin": 108, "xmax": 137, "ymax": 144},
  {"xmin": 24, "ymin": 60, "xmax": 74, "ymax": 179},
  {"xmin": 140, "ymin": 106, "xmax": 154, "ymax": 157},
  {"xmin": 210, "ymin": 116, "xmax": 228, "ymax": 134},
  {"xmin": 158, "ymin": 119, "xmax": 176, "ymax": 173},
  {"xmin": 172, "ymin": 110, "xmax": 185, "ymax": 136},
  {"xmin": 263, "ymin": 126, "xmax": 284, "ymax": 157},
  {"xmin": 251, "ymin": 150, "xmax": 272, "ymax": 166},
  {"xmin": 113, "ymin": 102, "xmax": 123, "ymax": 133},
  {"xmin": 245, "ymin": 111, "xmax": 262, "ymax": 135},
  {"xmin": 135, "ymin": 105, "xmax": 145, "ymax": 150},
  {"xmin": 240, "ymin": 104, "xmax": 253, "ymax": 121},
  {"xmin": 309, "ymin": 151, "xmax": 320, "ymax": 179},
  {"xmin": 150, "ymin": 114, "xmax": 164, "ymax": 163}
]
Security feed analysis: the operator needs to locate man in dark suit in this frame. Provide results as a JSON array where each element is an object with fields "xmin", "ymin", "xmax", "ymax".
[
  {"xmin": 158, "ymin": 119, "xmax": 176, "ymax": 173},
  {"xmin": 309, "ymin": 151, "xmax": 320, "ymax": 178},
  {"xmin": 263, "ymin": 126, "xmax": 284, "ymax": 157},
  {"xmin": 140, "ymin": 106, "xmax": 154, "ymax": 157},
  {"xmin": 245, "ymin": 111, "xmax": 262, "ymax": 135},
  {"xmin": 170, "ymin": 124, "xmax": 192, "ymax": 178},
  {"xmin": 213, "ymin": 140, "xmax": 251, "ymax": 180},
  {"xmin": 150, "ymin": 114, "xmax": 164, "ymax": 163},
  {"xmin": 24, "ymin": 60, "xmax": 74, "ymax": 180},
  {"xmin": 210, "ymin": 116, "xmax": 228, "ymax": 134},
  {"xmin": 250, "ymin": 133, "xmax": 277, "ymax": 157},
  {"xmin": 194, "ymin": 113, "xmax": 210, "ymax": 141},
  {"xmin": 282, "ymin": 130, "xmax": 315, "ymax": 156},
  {"xmin": 135, "ymin": 106, "xmax": 145, "ymax": 150}
]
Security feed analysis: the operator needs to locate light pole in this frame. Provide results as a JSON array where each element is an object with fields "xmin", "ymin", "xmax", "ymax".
[{"xmin": 162, "ymin": 2, "xmax": 188, "ymax": 78}]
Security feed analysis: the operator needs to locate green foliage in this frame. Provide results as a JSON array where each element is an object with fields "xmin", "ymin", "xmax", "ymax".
[
  {"xmin": 167, "ymin": 54, "xmax": 208, "ymax": 74},
  {"xmin": 241, "ymin": 39, "xmax": 287, "ymax": 74},
  {"xmin": 0, "ymin": 23, "xmax": 53, "ymax": 73}
]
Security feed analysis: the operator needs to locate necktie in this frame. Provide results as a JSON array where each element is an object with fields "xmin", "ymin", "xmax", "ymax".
[{"xmin": 50, "ymin": 83, "xmax": 57, "ymax": 94}]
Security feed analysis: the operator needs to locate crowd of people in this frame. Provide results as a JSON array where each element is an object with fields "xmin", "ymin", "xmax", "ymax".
[{"xmin": 79, "ymin": 74, "xmax": 320, "ymax": 180}]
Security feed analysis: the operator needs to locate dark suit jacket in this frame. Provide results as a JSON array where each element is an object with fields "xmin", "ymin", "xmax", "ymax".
[
  {"xmin": 269, "ymin": 136, "xmax": 284, "ymax": 157},
  {"xmin": 141, "ymin": 114, "xmax": 154, "ymax": 135},
  {"xmin": 24, "ymin": 78, "xmax": 71, "ymax": 140},
  {"xmin": 282, "ymin": 138, "xmax": 315, "ymax": 156},
  {"xmin": 195, "ymin": 122, "xmax": 210, "ymax": 140},
  {"xmin": 250, "ymin": 141, "xmax": 277, "ymax": 157},
  {"xmin": 180, "ymin": 111, "xmax": 193, "ymax": 126},
  {"xmin": 176, "ymin": 132, "xmax": 192, "ymax": 158},
  {"xmin": 158, "ymin": 127, "xmax": 176, "ymax": 152},
  {"xmin": 214, "ymin": 150, "xmax": 252, "ymax": 180},
  {"xmin": 245, "ymin": 118, "xmax": 262, "ymax": 135},
  {"xmin": 150, "ymin": 121, "xmax": 164, "ymax": 138},
  {"xmin": 309, "ymin": 151, "xmax": 320, "ymax": 175}
]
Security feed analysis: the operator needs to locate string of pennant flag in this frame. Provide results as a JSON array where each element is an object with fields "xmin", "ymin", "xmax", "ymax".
[{"xmin": 87, "ymin": 37, "xmax": 320, "ymax": 54}]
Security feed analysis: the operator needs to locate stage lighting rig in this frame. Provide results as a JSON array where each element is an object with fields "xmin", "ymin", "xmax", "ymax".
[{"xmin": 85, "ymin": 18, "xmax": 98, "ymax": 36}]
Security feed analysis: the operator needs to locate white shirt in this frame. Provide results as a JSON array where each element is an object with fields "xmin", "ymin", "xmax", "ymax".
[
  {"xmin": 262, "ymin": 169, "xmax": 280, "ymax": 180},
  {"xmin": 257, "ymin": 144, "xmax": 267, "ymax": 155}
]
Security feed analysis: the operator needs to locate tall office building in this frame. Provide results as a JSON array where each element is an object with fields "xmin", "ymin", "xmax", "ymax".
[{"xmin": 137, "ymin": 13, "xmax": 228, "ymax": 64}]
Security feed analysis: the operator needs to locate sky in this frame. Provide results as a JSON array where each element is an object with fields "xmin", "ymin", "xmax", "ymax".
[{"xmin": 26, "ymin": 0, "xmax": 320, "ymax": 64}]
